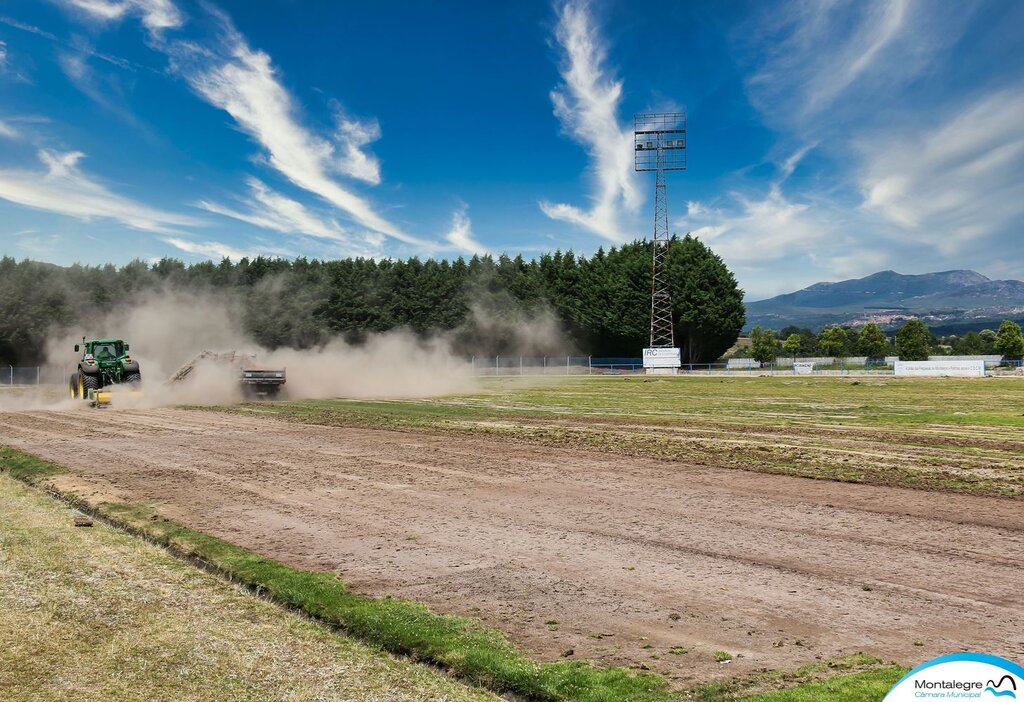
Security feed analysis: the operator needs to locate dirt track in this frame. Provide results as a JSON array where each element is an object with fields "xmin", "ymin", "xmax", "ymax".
[{"xmin": 2, "ymin": 407, "xmax": 1022, "ymax": 685}]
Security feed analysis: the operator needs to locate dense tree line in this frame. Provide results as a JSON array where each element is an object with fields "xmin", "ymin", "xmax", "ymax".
[
  {"xmin": 0, "ymin": 235, "xmax": 745, "ymax": 365},
  {"xmin": 742, "ymin": 319, "xmax": 1024, "ymax": 364}
]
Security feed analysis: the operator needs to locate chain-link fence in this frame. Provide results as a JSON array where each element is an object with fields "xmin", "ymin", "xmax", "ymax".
[
  {"xmin": 0, "ymin": 366, "xmax": 76, "ymax": 386},
  {"xmin": 5, "ymin": 358, "xmax": 1020, "ymax": 385},
  {"xmin": 469, "ymin": 356, "xmax": 1022, "ymax": 377}
]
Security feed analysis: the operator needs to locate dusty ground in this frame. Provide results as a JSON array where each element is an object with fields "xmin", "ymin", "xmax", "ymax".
[
  {"xmin": 0, "ymin": 472, "xmax": 495, "ymax": 702},
  {"xmin": 2, "ymin": 407, "xmax": 1022, "ymax": 687}
]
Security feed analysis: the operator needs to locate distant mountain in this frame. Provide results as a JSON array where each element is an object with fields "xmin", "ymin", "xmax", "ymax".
[{"xmin": 746, "ymin": 270, "xmax": 1024, "ymax": 331}]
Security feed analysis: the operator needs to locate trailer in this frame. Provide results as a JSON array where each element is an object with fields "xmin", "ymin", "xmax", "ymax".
[{"xmin": 168, "ymin": 351, "xmax": 286, "ymax": 399}]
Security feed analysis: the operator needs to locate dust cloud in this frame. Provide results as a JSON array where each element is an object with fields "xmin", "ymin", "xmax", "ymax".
[
  {"xmin": 460, "ymin": 303, "xmax": 570, "ymax": 357},
  {"xmin": 26, "ymin": 290, "xmax": 477, "ymax": 410}
]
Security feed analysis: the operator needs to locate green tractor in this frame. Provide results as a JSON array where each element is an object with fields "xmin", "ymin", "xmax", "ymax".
[{"xmin": 69, "ymin": 338, "xmax": 141, "ymax": 401}]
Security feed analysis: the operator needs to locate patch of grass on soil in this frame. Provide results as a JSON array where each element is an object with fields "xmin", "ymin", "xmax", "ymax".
[
  {"xmin": 697, "ymin": 654, "xmax": 907, "ymax": 701},
  {"xmin": 731, "ymin": 667, "xmax": 905, "ymax": 701},
  {"xmin": 102, "ymin": 502, "xmax": 673, "ymax": 702},
  {"xmin": 0, "ymin": 469, "xmax": 495, "ymax": 702},
  {"xmin": 0, "ymin": 445, "xmax": 913, "ymax": 702},
  {"xmin": 0, "ymin": 445, "xmax": 63, "ymax": 484},
  {"xmin": 216, "ymin": 376, "xmax": 1024, "ymax": 497},
  {"xmin": 1, "ymin": 445, "xmax": 670, "ymax": 702}
]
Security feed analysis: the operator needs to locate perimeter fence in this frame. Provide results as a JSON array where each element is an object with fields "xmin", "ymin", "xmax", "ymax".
[
  {"xmin": 0, "ymin": 366, "xmax": 76, "ymax": 386},
  {"xmin": 469, "ymin": 356, "xmax": 1024, "ymax": 377},
  {"xmin": 3, "ymin": 358, "xmax": 1021, "ymax": 386}
]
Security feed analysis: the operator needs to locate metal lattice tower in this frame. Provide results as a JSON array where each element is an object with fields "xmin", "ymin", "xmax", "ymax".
[{"xmin": 634, "ymin": 113, "xmax": 686, "ymax": 349}]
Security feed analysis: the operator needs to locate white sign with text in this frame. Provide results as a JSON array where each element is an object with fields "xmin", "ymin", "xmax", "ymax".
[
  {"xmin": 894, "ymin": 359, "xmax": 985, "ymax": 377},
  {"xmin": 642, "ymin": 347, "xmax": 681, "ymax": 369}
]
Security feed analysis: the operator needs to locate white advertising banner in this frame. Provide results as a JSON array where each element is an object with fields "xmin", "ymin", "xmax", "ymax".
[
  {"xmin": 793, "ymin": 362, "xmax": 815, "ymax": 375},
  {"xmin": 894, "ymin": 359, "xmax": 985, "ymax": 377},
  {"xmin": 643, "ymin": 347, "xmax": 681, "ymax": 369}
]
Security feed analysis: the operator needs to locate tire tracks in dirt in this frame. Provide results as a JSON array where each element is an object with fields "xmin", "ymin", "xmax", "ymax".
[{"xmin": 2, "ymin": 407, "xmax": 1022, "ymax": 686}]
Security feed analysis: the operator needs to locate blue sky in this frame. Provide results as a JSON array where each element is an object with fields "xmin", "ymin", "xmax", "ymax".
[{"xmin": 0, "ymin": 0, "xmax": 1021, "ymax": 299}]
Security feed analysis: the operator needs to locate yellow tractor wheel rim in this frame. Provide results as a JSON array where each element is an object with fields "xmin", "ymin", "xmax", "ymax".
[{"xmin": 78, "ymin": 375, "xmax": 84, "ymax": 399}]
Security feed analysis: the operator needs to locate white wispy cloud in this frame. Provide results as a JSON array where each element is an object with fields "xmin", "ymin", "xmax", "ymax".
[
  {"xmin": 168, "ymin": 13, "xmax": 423, "ymax": 246},
  {"xmin": 681, "ymin": 147, "xmax": 829, "ymax": 262},
  {"xmin": 333, "ymin": 114, "xmax": 382, "ymax": 185},
  {"xmin": 746, "ymin": 0, "xmax": 908, "ymax": 119},
  {"xmin": 539, "ymin": 0, "xmax": 640, "ymax": 242},
  {"xmin": 677, "ymin": 146, "xmax": 883, "ymax": 296},
  {"xmin": 197, "ymin": 177, "xmax": 347, "ymax": 242},
  {"xmin": 0, "ymin": 36, "xmax": 29, "ymax": 82},
  {"xmin": 740, "ymin": 0, "xmax": 960, "ymax": 129},
  {"xmin": 52, "ymin": 0, "xmax": 436, "ymax": 253},
  {"xmin": 681, "ymin": 189, "xmax": 890, "ymax": 298},
  {"xmin": 58, "ymin": 0, "xmax": 183, "ymax": 34},
  {"xmin": 683, "ymin": 190, "xmax": 832, "ymax": 267},
  {"xmin": 161, "ymin": 236, "xmax": 255, "ymax": 261},
  {"xmin": 777, "ymin": 143, "xmax": 815, "ymax": 183},
  {"xmin": 0, "ymin": 120, "xmax": 18, "ymax": 140},
  {"xmin": 0, "ymin": 16, "xmax": 59, "ymax": 41},
  {"xmin": 444, "ymin": 204, "xmax": 491, "ymax": 256},
  {"xmin": 2, "ymin": 14, "xmax": 148, "ymax": 73},
  {"xmin": 0, "ymin": 149, "xmax": 202, "ymax": 233},
  {"xmin": 56, "ymin": 50, "xmax": 139, "ymax": 124},
  {"xmin": 711, "ymin": 0, "xmax": 1024, "ymax": 296},
  {"xmin": 859, "ymin": 87, "xmax": 1024, "ymax": 253}
]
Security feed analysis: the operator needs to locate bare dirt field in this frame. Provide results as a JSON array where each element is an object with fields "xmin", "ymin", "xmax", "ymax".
[{"xmin": 2, "ymin": 406, "xmax": 1022, "ymax": 688}]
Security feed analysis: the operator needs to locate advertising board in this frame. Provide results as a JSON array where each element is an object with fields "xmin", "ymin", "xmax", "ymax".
[
  {"xmin": 642, "ymin": 347, "xmax": 680, "ymax": 369},
  {"xmin": 893, "ymin": 360, "xmax": 985, "ymax": 377}
]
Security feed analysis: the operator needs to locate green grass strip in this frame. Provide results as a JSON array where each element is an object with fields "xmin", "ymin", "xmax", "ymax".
[
  {"xmin": 692, "ymin": 654, "xmax": 908, "ymax": 701},
  {"xmin": 102, "ymin": 500, "xmax": 673, "ymax": 702},
  {"xmin": 0, "ymin": 444, "xmax": 670, "ymax": 702},
  {"xmin": 731, "ymin": 667, "xmax": 906, "ymax": 701},
  {"xmin": 0, "ymin": 446, "xmax": 63, "ymax": 484}
]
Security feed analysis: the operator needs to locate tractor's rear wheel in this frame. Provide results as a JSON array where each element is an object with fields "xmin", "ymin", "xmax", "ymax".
[
  {"xmin": 80, "ymin": 373, "xmax": 99, "ymax": 397},
  {"xmin": 124, "ymin": 372, "xmax": 141, "ymax": 384},
  {"xmin": 68, "ymin": 374, "xmax": 79, "ymax": 399}
]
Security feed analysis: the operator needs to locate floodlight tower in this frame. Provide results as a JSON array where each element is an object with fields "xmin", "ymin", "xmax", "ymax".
[{"xmin": 634, "ymin": 112, "xmax": 686, "ymax": 373}]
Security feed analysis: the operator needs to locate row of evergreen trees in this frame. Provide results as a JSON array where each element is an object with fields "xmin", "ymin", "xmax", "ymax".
[{"xmin": 0, "ymin": 235, "xmax": 746, "ymax": 366}]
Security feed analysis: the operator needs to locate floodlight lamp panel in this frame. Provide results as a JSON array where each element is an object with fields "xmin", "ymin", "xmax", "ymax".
[{"xmin": 633, "ymin": 111, "xmax": 687, "ymax": 172}]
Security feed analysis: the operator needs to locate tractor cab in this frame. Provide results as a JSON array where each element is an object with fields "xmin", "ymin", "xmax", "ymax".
[{"xmin": 76, "ymin": 339, "xmax": 128, "ymax": 365}]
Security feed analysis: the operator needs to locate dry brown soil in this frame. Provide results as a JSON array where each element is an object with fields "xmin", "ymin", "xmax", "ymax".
[{"xmin": 2, "ymin": 407, "xmax": 1022, "ymax": 686}]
